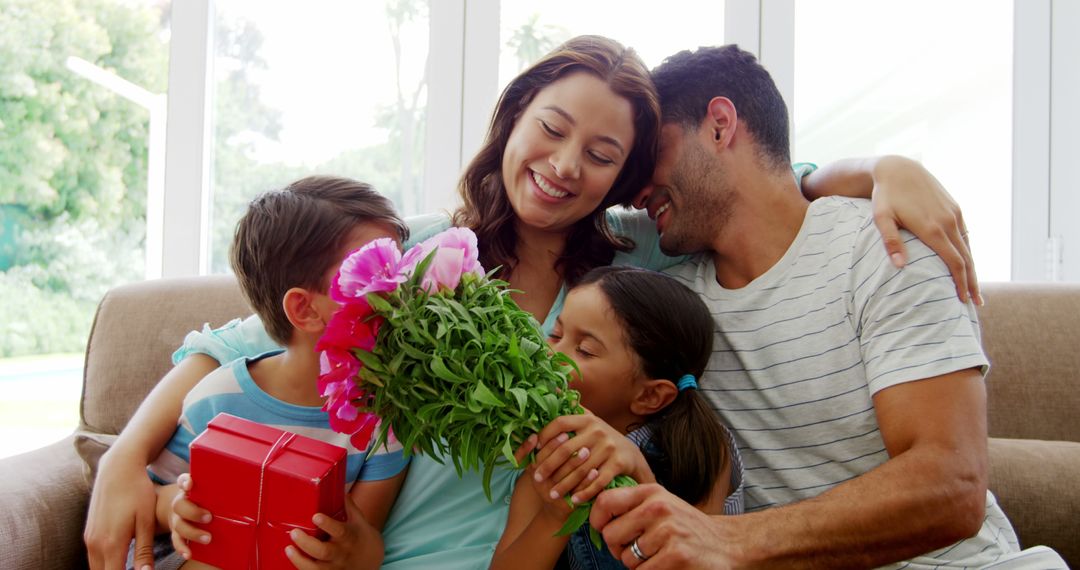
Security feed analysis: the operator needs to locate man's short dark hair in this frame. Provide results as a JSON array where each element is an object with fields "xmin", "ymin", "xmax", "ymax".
[
  {"xmin": 231, "ymin": 176, "xmax": 407, "ymax": 345},
  {"xmin": 652, "ymin": 44, "xmax": 791, "ymax": 168}
]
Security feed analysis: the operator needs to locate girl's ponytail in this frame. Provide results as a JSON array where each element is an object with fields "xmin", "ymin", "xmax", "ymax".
[{"xmin": 646, "ymin": 380, "xmax": 729, "ymax": 506}]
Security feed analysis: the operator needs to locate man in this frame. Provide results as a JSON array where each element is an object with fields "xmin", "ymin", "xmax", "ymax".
[{"xmin": 590, "ymin": 45, "xmax": 1064, "ymax": 569}]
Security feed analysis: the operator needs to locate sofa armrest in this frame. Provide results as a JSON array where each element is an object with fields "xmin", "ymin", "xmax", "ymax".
[
  {"xmin": 988, "ymin": 437, "xmax": 1080, "ymax": 568},
  {"xmin": 0, "ymin": 435, "xmax": 90, "ymax": 569}
]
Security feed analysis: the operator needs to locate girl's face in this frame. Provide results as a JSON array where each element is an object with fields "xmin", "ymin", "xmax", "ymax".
[
  {"xmin": 548, "ymin": 283, "xmax": 642, "ymax": 433},
  {"xmin": 501, "ymin": 71, "xmax": 636, "ymax": 235}
]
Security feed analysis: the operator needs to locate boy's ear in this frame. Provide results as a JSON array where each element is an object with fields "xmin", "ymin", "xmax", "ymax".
[
  {"xmin": 630, "ymin": 378, "xmax": 678, "ymax": 416},
  {"xmin": 282, "ymin": 287, "xmax": 326, "ymax": 334}
]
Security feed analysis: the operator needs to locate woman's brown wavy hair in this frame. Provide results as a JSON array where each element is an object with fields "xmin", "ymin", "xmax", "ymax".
[{"xmin": 452, "ymin": 35, "xmax": 660, "ymax": 286}]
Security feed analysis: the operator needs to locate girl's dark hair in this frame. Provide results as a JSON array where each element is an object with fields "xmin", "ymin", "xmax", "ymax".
[
  {"xmin": 576, "ymin": 266, "xmax": 726, "ymax": 506},
  {"xmin": 453, "ymin": 35, "xmax": 660, "ymax": 286}
]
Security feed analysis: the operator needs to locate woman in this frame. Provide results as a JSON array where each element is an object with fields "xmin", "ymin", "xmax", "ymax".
[{"xmin": 86, "ymin": 35, "xmax": 976, "ymax": 569}]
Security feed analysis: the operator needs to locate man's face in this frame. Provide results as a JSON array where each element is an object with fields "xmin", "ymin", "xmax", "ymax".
[{"xmin": 638, "ymin": 123, "xmax": 733, "ymax": 256}]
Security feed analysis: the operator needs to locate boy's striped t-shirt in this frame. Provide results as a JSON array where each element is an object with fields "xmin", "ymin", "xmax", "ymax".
[
  {"xmin": 664, "ymin": 197, "xmax": 1021, "ymax": 568},
  {"xmin": 148, "ymin": 352, "xmax": 408, "ymax": 489}
]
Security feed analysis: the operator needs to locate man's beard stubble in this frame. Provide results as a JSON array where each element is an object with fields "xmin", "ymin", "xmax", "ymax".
[{"xmin": 658, "ymin": 140, "xmax": 735, "ymax": 257}]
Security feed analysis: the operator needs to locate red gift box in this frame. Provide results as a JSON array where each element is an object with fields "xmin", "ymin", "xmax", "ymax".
[{"xmin": 188, "ymin": 412, "xmax": 347, "ymax": 570}]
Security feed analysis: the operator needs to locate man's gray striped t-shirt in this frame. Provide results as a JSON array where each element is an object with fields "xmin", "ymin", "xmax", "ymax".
[{"xmin": 664, "ymin": 196, "xmax": 1021, "ymax": 568}]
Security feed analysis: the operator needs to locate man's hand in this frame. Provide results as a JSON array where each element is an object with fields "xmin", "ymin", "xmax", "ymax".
[
  {"xmin": 285, "ymin": 494, "xmax": 384, "ymax": 570},
  {"xmin": 84, "ymin": 450, "xmax": 159, "ymax": 570},
  {"xmin": 591, "ymin": 484, "xmax": 742, "ymax": 569}
]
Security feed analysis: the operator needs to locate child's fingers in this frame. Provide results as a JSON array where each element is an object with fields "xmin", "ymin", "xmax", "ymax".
[
  {"xmin": 172, "ymin": 494, "xmax": 212, "ymax": 527},
  {"xmin": 170, "ymin": 512, "xmax": 209, "ymax": 548},
  {"xmin": 536, "ymin": 414, "xmax": 596, "ymax": 449},
  {"xmin": 533, "ymin": 434, "xmax": 587, "ymax": 481},
  {"xmin": 546, "ymin": 445, "xmax": 599, "ymax": 487},
  {"xmin": 312, "ymin": 512, "xmax": 347, "ymax": 540},
  {"xmin": 546, "ymin": 458, "xmax": 598, "ymax": 502},
  {"xmin": 533, "ymin": 432, "xmax": 571, "ymax": 469},
  {"xmin": 289, "ymin": 528, "xmax": 334, "ymax": 562},
  {"xmin": 284, "ymin": 544, "xmax": 319, "ymax": 570},
  {"xmin": 177, "ymin": 472, "xmax": 193, "ymax": 492},
  {"xmin": 171, "ymin": 528, "xmax": 193, "ymax": 560},
  {"xmin": 570, "ymin": 467, "xmax": 613, "ymax": 504},
  {"xmin": 512, "ymin": 434, "xmax": 538, "ymax": 466}
]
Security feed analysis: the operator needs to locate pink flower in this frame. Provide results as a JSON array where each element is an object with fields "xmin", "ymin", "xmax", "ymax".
[
  {"xmin": 317, "ymin": 301, "xmax": 382, "ymax": 354},
  {"xmin": 426, "ymin": 227, "xmax": 483, "ymax": 276},
  {"xmin": 331, "ymin": 238, "xmax": 406, "ymax": 303},
  {"xmin": 397, "ymin": 228, "xmax": 485, "ymax": 292},
  {"xmin": 349, "ymin": 415, "xmax": 381, "ymax": 450}
]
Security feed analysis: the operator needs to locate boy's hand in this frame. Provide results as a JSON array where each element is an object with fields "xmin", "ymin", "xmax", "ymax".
[
  {"xmin": 285, "ymin": 493, "xmax": 384, "ymax": 570},
  {"xmin": 169, "ymin": 473, "xmax": 213, "ymax": 560},
  {"xmin": 532, "ymin": 413, "xmax": 653, "ymax": 505}
]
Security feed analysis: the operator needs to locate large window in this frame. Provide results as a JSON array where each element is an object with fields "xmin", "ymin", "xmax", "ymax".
[
  {"xmin": 793, "ymin": 0, "xmax": 1014, "ymax": 281},
  {"xmin": 208, "ymin": 0, "xmax": 429, "ymax": 273},
  {"xmin": 4, "ymin": 1, "xmax": 1078, "ymax": 461},
  {"xmin": 0, "ymin": 0, "xmax": 171, "ymax": 458},
  {"xmin": 497, "ymin": 1, "xmax": 726, "ymax": 88}
]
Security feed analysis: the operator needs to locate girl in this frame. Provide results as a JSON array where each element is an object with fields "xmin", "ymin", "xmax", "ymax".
[
  {"xmin": 88, "ymin": 35, "xmax": 977, "ymax": 570},
  {"xmin": 494, "ymin": 266, "xmax": 731, "ymax": 570}
]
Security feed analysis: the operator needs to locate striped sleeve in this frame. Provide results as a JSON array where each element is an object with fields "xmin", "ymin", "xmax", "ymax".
[{"xmin": 848, "ymin": 219, "xmax": 988, "ymax": 395}]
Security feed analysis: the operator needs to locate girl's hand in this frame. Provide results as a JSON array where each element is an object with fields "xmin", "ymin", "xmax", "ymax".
[
  {"xmin": 531, "ymin": 413, "xmax": 654, "ymax": 506},
  {"xmin": 284, "ymin": 494, "xmax": 383, "ymax": 570},
  {"xmin": 169, "ymin": 473, "xmax": 213, "ymax": 560},
  {"xmin": 869, "ymin": 155, "xmax": 980, "ymax": 305}
]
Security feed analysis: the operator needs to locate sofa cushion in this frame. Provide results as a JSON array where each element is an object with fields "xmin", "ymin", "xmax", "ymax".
[
  {"xmin": 80, "ymin": 275, "xmax": 249, "ymax": 437},
  {"xmin": 988, "ymin": 437, "xmax": 1080, "ymax": 566},
  {"xmin": 979, "ymin": 283, "xmax": 1080, "ymax": 442}
]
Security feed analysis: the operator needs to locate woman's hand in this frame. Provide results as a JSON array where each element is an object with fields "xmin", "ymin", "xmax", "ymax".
[
  {"xmin": 84, "ymin": 448, "xmax": 159, "ymax": 570},
  {"xmin": 868, "ymin": 155, "xmax": 980, "ymax": 305},
  {"xmin": 530, "ymin": 412, "xmax": 654, "ymax": 506},
  {"xmin": 803, "ymin": 156, "xmax": 980, "ymax": 305}
]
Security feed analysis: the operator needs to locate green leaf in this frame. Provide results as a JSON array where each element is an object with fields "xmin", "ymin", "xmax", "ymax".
[
  {"xmin": 430, "ymin": 356, "xmax": 468, "ymax": 383},
  {"xmin": 482, "ymin": 455, "xmax": 496, "ymax": 503},
  {"xmin": 520, "ymin": 336, "xmax": 541, "ymax": 357},
  {"xmin": 589, "ymin": 525, "xmax": 604, "ymax": 550},
  {"xmin": 409, "ymin": 247, "xmax": 440, "ymax": 288},
  {"xmin": 501, "ymin": 436, "xmax": 516, "ymax": 465},
  {"xmin": 471, "ymin": 381, "xmax": 505, "ymax": 407},
  {"xmin": 365, "ymin": 292, "xmax": 395, "ymax": 313},
  {"xmin": 555, "ymin": 504, "xmax": 591, "ymax": 537},
  {"xmin": 353, "ymin": 350, "xmax": 386, "ymax": 373},
  {"xmin": 508, "ymin": 388, "xmax": 527, "ymax": 415}
]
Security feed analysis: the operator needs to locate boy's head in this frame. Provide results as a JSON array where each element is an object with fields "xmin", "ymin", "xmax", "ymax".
[{"xmin": 231, "ymin": 176, "xmax": 408, "ymax": 345}]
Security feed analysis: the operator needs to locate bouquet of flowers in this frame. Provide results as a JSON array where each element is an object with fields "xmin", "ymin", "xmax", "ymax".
[{"xmin": 315, "ymin": 227, "xmax": 633, "ymax": 544}]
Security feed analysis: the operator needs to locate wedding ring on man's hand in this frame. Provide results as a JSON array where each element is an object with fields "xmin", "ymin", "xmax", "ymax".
[{"xmin": 631, "ymin": 538, "xmax": 649, "ymax": 562}]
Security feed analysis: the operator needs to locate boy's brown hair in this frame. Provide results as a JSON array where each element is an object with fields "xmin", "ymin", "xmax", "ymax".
[{"xmin": 230, "ymin": 176, "xmax": 408, "ymax": 345}]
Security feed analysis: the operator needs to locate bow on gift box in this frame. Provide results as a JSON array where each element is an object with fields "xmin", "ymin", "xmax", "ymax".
[{"xmin": 188, "ymin": 413, "xmax": 348, "ymax": 570}]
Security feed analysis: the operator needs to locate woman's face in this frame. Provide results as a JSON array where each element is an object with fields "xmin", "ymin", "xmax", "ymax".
[
  {"xmin": 501, "ymin": 71, "xmax": 636, "ymax": 235},
  {"xmin": 548, "ymin": 283, "xmax": 641, "ymax": 433}
]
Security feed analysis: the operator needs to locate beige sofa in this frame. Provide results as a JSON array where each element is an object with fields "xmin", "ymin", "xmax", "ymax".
[{"xmin": 0, "ymin": 277, "xmax": 1077, "ymax": 569}]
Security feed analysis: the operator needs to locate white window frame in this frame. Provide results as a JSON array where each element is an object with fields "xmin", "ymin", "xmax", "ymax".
[
  {"xmin": 756, "ymin": 0, "xmax": 1079, "ymax": 282},
  {"xmin": 156, "ymin": 0, "xmax": 1078, "ymax": 282}
]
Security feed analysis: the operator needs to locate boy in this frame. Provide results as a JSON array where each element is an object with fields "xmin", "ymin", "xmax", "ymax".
[{"xmin": 143, "ymin": 176, "xmax": 410, "ymax": 569}]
